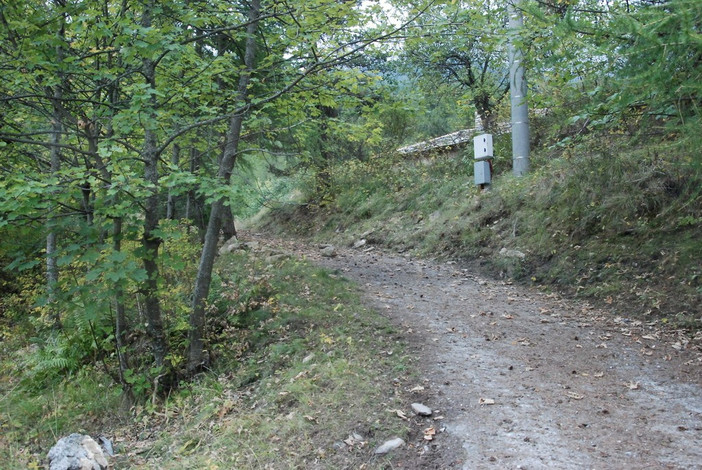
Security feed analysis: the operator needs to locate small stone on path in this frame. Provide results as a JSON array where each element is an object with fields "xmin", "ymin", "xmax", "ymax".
[
  {"xmin": 374, "ymin": 437, "xmax": 405, "ymax": 454},
  {"xmin": 321, "ymin": 245, "xmax": 337, "ymax": 257},
  {"xmin": 412, "ymin": 403, "xmax": 433, "ymax": 416},
  {"xmin": 353, "ymin": 239, "xmax": 367, "ymax": 249}
]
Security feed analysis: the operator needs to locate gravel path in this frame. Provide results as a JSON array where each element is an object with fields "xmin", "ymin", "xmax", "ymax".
[{"xmin": 259, "ymin": 235, "xmax": 702, "ymax": 469}]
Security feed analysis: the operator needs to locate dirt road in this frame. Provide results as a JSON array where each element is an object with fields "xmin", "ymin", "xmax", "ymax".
[{"xmin": 264, "ymin": 235, "xmax": 702, "ymax": 469}]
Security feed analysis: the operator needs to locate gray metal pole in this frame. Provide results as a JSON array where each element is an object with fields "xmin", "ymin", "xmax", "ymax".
[{"xmin": 508, "ymin": 0, "xmax": 530, "ymax": 176}]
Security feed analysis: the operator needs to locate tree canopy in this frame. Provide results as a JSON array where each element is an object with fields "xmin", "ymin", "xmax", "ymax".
[{"xmin": 1, "ymin": 0, "xmax": 699, "ymax": 398}]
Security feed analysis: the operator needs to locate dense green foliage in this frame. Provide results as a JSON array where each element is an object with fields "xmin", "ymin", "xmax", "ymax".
[
  {"xmin": 401, "ymin": 0, "xmax": 509, "ymax": 131},
  {"xmin": 0, "ymin": 0, "xmax": 418, "ymax": 393}
]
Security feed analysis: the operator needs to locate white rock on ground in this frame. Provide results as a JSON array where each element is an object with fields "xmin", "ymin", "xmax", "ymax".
[
  {"xmin": 47, "ymin": 433, "xmax": 108, "ymax": 470},
  {"xmin": 411, "ymin": 402, "xmax": 433, "ymax": 416},
  {"xmin": 321, "ymin": 245, "xmax": 337, "ymax": 257},
  {"xmin": 244, "ymin": 241, "xmax": 260, "ymax": 250},
  {"xmin": 219, "ymin": 241, "xmax": 241, "ymax": 255},
  {"xmin": 499, "ymin": 247, "xmax": 526, "ymax": 259},
  {"xmin": 374, "ymin": 437, "xmax": 405, "ymax": 454},
  {"xmin": 353, "ymin": 239, "xmax": 367, "ymax": 249}
]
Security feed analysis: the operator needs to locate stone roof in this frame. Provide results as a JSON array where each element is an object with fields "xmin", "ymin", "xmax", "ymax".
[{"xmin": 397, "ymin": 123, "xmax": 510, "ymax": 156}]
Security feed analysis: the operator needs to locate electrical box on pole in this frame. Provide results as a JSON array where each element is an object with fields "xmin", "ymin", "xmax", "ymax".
[{"xmin": 474, "ymin": 134, "xmax": 493, "ymax": 188}]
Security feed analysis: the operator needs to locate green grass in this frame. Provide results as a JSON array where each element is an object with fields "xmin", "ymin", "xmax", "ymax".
[
  {"xmin": 124, "ymin": 253, "xmax": 412, "ymax": 469},
  {"xmin": 1, "ymin": 247, "xmax": 414, "ymax": 469},
  {"xmin": 0, "ymin": 364, "xmax": 124, "ymax": 469}
]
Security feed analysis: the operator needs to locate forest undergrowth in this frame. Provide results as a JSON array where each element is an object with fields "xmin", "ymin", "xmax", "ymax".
[{"xmin": 1, "ymin": 247, "xmax": 413, "ymax": 469}]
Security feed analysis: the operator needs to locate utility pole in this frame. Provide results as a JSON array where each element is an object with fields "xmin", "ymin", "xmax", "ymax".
[{"xmin": 508, "ymin": 0, "xmax": 530, "ymax": 176}]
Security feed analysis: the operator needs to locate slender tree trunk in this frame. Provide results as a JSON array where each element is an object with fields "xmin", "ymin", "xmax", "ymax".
[
  {"xmin": 221, "ymin": 205, "xmax": 237, "ymax": 240},
  {"xmin": 187, "ymin": 0, "xmax": 260, "ymax": 375},
  {"xmin": 167, "ymin": 142, "xmax": 180, "ymax": 220},
  {"xmin": 46, "ymin": 4, "xmax": 66, "ymax": 328},
  {"xmin": 142, "ymin": 121, "xmax": 169, "ymax": 370},
  {"xmin": 82, "ymin": 132, "xmax": 98, "ymax": 225},
  {"xmin": 215, "ymin": 146, "xmax": 237, "ymax": 240},
  {"xmin": 112, "ymin": 216, "xmax": 130, "ymax": 386},
  {"xmin": 46, "ymin": 113, "xmax": 61, "ymax": 327},
  {"xmin": 315, "ymin": 105, "xmax": 339, "ymax": 199},
  {"xmin": 185, "ymin": 147, "xmax": 207, "ymax": 241},
  {"xmin": 139, "ymin": 1, "xmax": 170, "ymax": 374},
  {"xmin": 185, "ymin": 147, "xmax": 196, "ymax": 221}
]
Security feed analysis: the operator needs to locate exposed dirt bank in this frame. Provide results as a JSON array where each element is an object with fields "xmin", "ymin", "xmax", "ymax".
[{"xmin": 259, "ymin": 233, "xmax": 702, "ymax": 469}]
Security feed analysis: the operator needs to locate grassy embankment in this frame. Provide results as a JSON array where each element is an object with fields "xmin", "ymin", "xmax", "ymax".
[
  {"xmin": 1, "ymin": 247, "xmax": 414, "ymax": 469},
  {"xmin": 260, "ymin": 131, "xmax": 701, "ymax": 330}
]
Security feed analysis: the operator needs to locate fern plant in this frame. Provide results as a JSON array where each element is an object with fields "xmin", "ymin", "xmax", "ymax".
[{"xmin": 21, "ymin": 334, "xmax": 80, "ymax": 390}]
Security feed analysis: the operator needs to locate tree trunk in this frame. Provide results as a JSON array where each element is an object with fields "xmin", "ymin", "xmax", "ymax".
[
  {"xmin": 46, "ymin": 112, "xmax": 61, "ymax": 328},
  {"xmin": 142, "ymin": 122, "xmax": 169, "ymax": 371},
  {"xmin": 221, "ymin": 205, "xmax": 237, "ymax": 241},
  {"xmin": 185, "ymin": 147, "xmax": 207, "ymax": 241},
  {"xmin": 82, "ymin": 132, "xmax": 98, "ymax": 225},
  {"xmin": 46, "ymin": 6, "xmax": 65, "ymax": 329},
  {"xmin": 167, "ymin": 142, "xmax": 180, "ymax": 220},
  {"xmin": 112, "ymin": 216, "xmax": 130, "ymax": 389},
  {"xmin": 187, "ymin": 0, "xmax": 260, "ymax": 375},
  {"xmin": 135, "ymin": 2, "xmax": 172, "ymax": 389},
  {"xmin": 315, "ymin": 105, "xmax": 339, "ymax": 199},
  {"xmin": 137, "ymin": 1, "xmax": 170, "ymax": 374}
]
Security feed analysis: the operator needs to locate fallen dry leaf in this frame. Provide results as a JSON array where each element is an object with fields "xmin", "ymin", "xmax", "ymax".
[
  {"xmin": 292, "ymin": 370, "xmax": 308, "ymax": 381},
  {"xmin": 567, "ymin": 392, "xmax": 584, "ymax": 400},
  {"xmin": 409, "ymin": 385, "xmax": 425, "ymax": 392},
  {"xmin": 423, "ymin": 426, "xmax": 437, "ymax": 441},
  {"xmin": 625, "ymin": 381, "xmax": 640, "ymax": 390}
]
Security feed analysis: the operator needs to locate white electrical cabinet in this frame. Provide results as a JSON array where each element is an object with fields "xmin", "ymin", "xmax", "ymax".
[
  {"xmin": 474, "ymin": 161, "xmax": 491, "ymax": 185},
  {"xmin": 473, "ymin": 134, "xmax": 493, "ymax": 161}
]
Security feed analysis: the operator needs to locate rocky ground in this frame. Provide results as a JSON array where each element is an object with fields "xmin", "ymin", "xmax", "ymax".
[{"xmin": 259, "ymin": 233, "xmax": 702, "ymax": 469}]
